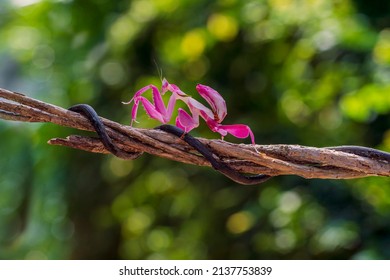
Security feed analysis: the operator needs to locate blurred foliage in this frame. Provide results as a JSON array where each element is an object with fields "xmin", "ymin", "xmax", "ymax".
[{"xmin": 0, "ymin": 0, "xmax": 390, "ymax": 260}]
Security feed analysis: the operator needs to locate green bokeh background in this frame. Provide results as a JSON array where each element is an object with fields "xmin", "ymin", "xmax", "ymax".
[{"xmin": 1, "ymin": 0, "xmax": 390, "ymax": 259}]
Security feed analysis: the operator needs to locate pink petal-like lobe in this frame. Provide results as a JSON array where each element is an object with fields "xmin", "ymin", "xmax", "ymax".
[
  {"xmin": 196, "ymin": 84, "xmax": 227, "ymax": 122},
  {"xmin": 217, "ymin": 124, "xmax": 256, "ymax": 144},
  {"xmin": 176, "ymin": 108, "xmax": 198, "ymax": 133},
  {"xmin": 138, "ymin": 97, "xmax": 165, "ymax": 123}
]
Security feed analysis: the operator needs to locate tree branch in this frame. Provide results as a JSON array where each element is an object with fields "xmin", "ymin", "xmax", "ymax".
[{"xmin": 1, "ymin": 87, "xmax": 389, "ymax": 180}]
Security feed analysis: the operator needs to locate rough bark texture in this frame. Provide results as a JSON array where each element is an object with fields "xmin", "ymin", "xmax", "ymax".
[{"xmin": 1, "ymin": 87, "xmax": 389, "ymax": 180}]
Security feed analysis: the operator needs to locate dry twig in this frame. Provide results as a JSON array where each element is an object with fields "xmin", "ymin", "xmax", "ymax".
[{"xmin": 1, "ymin": 87, "xmax": 389, "ymax": 180}]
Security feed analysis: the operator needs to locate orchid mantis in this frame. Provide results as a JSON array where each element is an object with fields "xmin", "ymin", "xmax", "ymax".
[
  {"xmin": 123, "ymin": 79, "xmax": 256, "ymax": 144},
  {"xmin": 66, "ymin": 81, "xmax": 269, "ymax": 184}
]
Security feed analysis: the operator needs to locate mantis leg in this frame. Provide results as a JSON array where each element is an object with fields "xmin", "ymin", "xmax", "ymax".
[{"xmin": 124, "ymin": 84, "xmax": 180, "ymax": 125}]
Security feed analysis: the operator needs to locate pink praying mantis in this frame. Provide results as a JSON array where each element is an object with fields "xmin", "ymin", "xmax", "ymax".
[
  {"xmin": 123, "ymin": 79, "xmax": 256, "ymax": 145},
  {"xmin": 66, "ymin": 80, "xmax": 271, "ymax": 184}
]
